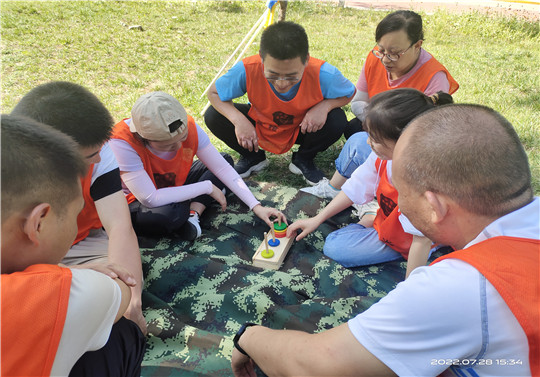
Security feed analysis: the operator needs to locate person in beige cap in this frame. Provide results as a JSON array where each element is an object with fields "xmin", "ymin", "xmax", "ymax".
[{"xmin": 110, "ymin": 91, "xmax": 286, "ymax": 240}]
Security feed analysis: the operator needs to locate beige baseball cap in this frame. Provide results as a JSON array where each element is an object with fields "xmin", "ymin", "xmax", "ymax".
[{"xmin": 130, "ymin": 91, "xmax": 188, "ymax": 141}]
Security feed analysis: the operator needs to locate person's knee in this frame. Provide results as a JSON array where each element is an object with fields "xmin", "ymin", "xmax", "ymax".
[
  {"xmin": 133, "ymin": 202, "xmax": 190, "ymax": 236},
  {"xmin": 221, "ymin": 152, "xmax": 234, "ymax": 167},
  {"xmin": 203, "ymin": 105, "xmax": 220, "ymax": 131}
]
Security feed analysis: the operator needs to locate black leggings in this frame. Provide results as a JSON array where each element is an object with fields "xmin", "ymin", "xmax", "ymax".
[
  {"xmin": 204, "ymin": 103, "xmax": 347, "ymax": 160},
  {"xmin": 128, "ymin": 153, "xmax": 234, "ymax": 237}
]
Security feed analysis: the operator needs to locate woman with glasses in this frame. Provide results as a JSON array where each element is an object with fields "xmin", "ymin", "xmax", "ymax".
[{"xmin": 301, "ymin": 11, "xmax": 458, "ymax": 210}]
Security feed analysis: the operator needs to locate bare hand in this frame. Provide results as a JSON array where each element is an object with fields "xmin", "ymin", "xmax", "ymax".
[
  {"xmin": 70, "ymin": 261, "xmax": 137, "ymax": 286},
  {"xmin": 234, "ymin": 118, "xmax": 259, "ymax": 152},
  {"xmin": 286, "ymin": 217, "xmax": 321, "ymax": 241},
  {"xmin": 124, "ymin": 302, "xmax": 148, "ymax": 335},
  {"xmin": 299, "ymin": 103, "xmax": 328, "ymax": 134},
  {"xmin": 210, "ymin": 184, "xmax": 227, "ymax": 211},
  {"xmin": 231, "ymin": 349, "xmax": 257, "ymax": 377},
  {"xmin": 252, "ymin": 204, "xmax": 287, "ymax": 228}
]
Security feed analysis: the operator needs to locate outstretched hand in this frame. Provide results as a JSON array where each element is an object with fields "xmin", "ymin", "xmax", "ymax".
[
  {"xmin": 252, "ymin": 204, "xmax": 287, "ymax": 229},
  {"xmin": 286, "ymin": 217, "xmax": 321, "ymax": 241}
]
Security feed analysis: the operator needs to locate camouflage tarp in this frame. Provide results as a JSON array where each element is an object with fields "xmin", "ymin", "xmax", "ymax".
[{"xmin": 140, "ymin": 181, "xmax": 449, "ymax": 376}]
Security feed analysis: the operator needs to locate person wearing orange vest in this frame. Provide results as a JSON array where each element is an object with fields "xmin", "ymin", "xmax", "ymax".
[
  {"xmin": 230, "ymin": 105, "xmax": 538, "ymax": 377},
  {"xmin": 205, "ymin": 21, "xmax": 356, "ymax": 186},
  {"xmin": 1, "ymin": 115, "xmax": 145, "ymax": 377},
  {"xmin": 11, "ymin": 81, "xmax": 147, "ymax": 335},
  {"xmin": 302, "ymin": 10, "xmax": 459, "ymax": 202},
  {"xmin": 288, "ymin": 88, "xmax": 453, "ymax": 277},
  {"xmin": 109, "ymin": 92, "xmax": 286, "ymax": 240}
]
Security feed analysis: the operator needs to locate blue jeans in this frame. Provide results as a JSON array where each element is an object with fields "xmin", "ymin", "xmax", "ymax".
[
  {"xmin": 323, "ymin": 224, "xmax": 403, "ymax": 268},
  {"xmin": 334, "ymin": 132, "xmax": 372, "ymax": 179}
]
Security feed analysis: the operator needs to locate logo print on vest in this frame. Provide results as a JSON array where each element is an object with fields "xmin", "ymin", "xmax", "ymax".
[
  {"xmin": 378, "ymin": 193, "xmax": 396, "ymax": 217},
  {"xmin": 154, "ymin": 172, "xmax": 176, "ymax": 189},
  {"xmin": 272, "ymin": 111, "xmax": 294, "ymax": 126}
]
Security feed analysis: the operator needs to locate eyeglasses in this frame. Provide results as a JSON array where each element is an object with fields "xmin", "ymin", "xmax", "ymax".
[
  {"xmin": 264, "ymin": 75, "xmax": 301, "ymax": 83},
  {"xmin": 371, "ymin": 43, "xmax": 414, "ymax": 62}
]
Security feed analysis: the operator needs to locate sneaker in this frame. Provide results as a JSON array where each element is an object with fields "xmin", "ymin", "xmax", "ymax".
[
  {"xmin": 289, "ymin": 153, "xmax": 325, "ymax": 186},
  {"xmin": 178, "ymin": 210, "xmax": 202, "ymax": 241},
  {"xmin": 299, "ymin": 178, "xmax": 339, "ymax": 199},
  {"xmin": 352, "ymin": 199, "xmax": 379, "ymax": 220},
  {"xmin": 234, "ymin": 153, "xmax": 269, "ymax": 178}
]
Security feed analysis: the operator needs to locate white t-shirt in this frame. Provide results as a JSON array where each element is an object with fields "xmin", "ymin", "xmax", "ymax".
[
  {"xmin": 342, "ymin": 152, "xmax": 423, "ymax": 236},
  {"xmin": 50, "ymin": 269, "xmax": 121, "ymax": 376},
  {"xmin": 91, "ymin": 142, "xmax": 119, "ymax": 185},
  {"xmin": 348, "ymin": 197, "xmax": 539, "ymax": 376}
]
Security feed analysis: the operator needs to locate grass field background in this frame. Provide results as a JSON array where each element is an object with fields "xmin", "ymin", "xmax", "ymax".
[{"xmin": 2, "ymin": 1, "xmax": 539, "ymax": 193}]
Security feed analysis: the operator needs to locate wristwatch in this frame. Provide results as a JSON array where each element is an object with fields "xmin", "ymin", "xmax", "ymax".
[{"xmin": 233, "ymin": 322, "xmax": 257, "ymax": 356}]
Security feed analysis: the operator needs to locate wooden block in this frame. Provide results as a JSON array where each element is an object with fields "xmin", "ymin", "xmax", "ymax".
[{"xmin": 252, "ymin": 235, "xmax": 294, "ymax": 270}]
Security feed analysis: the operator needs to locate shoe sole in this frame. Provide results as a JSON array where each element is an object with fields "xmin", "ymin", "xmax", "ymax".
[
  {"xmin": 288, "ymin": 162, "xmax": 318, "ymax": 186},
  {"xmin": 237, "ymin": 159, "xmax": 269, "ymax": 179}
]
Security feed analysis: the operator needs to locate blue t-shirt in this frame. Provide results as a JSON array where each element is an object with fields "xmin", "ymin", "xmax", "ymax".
[{"xmin": 215, "ymin": 58, "xmax": 355, "ymax": 102}]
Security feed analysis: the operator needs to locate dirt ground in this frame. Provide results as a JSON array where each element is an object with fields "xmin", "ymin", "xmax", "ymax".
[{"xmin": 342, "ymin": 0, "xmax": 540, "ymax": 21}]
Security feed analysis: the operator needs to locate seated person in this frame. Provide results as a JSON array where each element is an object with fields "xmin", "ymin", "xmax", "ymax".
[
  {"xmin": 109, "ymin": 91, "xmax": 286, "ymax": 240},
  {"xmin": 288, "ymin": 89, "xmax": 453, "ymax": 278},
  {"xmin": 11, "ymin": 81, "xmax": 146, "ymax": 334},
  {"xmin": 231, "ymin": 104, "xmax": 538, "ymax": 377},
  {"xmin": 1, "ymin": 114, "xmax": 145, "ymax": 377},
  {"xmin": 303, "ymin": 10, "xmax": 458, "ymax": 199},
  {"xmin": 204, "ymin": 21, "xmax": 355, "ymax": 186}
]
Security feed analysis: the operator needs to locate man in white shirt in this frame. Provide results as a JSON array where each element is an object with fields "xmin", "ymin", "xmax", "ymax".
[{"xmin": 230, "ymin": 104, "xmax": 538, "ymax": 377}]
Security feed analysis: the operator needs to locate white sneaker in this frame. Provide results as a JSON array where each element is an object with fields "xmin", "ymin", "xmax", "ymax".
[
  {"xmin": 299, "ymin": 178, "xmax": 340, "ymax": 199},
  {"xmin": 352, "ymin": 199, "xmax": 379, "ymax": 219},
  {"xmin": 179, "ymin": 211, "xmax": 202, "ymax": 241}
]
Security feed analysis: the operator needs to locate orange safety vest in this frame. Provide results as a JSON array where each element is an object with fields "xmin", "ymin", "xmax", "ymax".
[
  {"xmin": 432, "ymin": 236, "xmax": 540, "ymax": 376},
  {"xmin": 73, "ymin": 165, "xmax": 103, "ymax": 245},
  {"xmin": 364, "ymin": 50, "xmax": 459, "ymax": 98},
  {"xmin": 244, "ymin": 55, "xmax": 325, "ymax": 154},
  {"xmin": 1, "ymin": 264, "xmax": 72, "ymax": 376},
  {"xmin": 111, "ymin": 116, "xmax": 198, "ymax": 204},
  {"xmin": 372, "ymin": 158, "xmax": 412, "ymax": 258}
]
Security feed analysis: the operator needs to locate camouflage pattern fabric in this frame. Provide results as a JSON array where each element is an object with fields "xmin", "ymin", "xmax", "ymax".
[{"xmin": 140, "ymin": 181, "xmax": 450, "ymax": 376}]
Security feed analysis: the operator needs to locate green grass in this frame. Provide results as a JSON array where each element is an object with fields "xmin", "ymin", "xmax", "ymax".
[{"xmin": 2, "ymin": 1, "xmax": 539, "ymax": 193}]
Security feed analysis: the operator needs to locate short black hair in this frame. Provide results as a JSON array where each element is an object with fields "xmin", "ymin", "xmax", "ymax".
[
  {"xmin": 399, "ymin": 104, "xmax": 533, "ymax": 217},
  {"xmin": 11, "ymin": 81, "xmax": 114, "ymax": 147},
  {"xmin": 260, "ymin": 21, "xmax": 309, "ymax": 64},
  {"xmin": 375, "ymin": 10, "xmax": 424, "ymax": 44},
  {"xmin": 1, "ymin": 114, "xmax": 87, "ymax": 220}
]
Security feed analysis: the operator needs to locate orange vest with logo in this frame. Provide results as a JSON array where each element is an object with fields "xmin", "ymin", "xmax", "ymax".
[
  {"xmin": 73, "ymin": 165, "xmax": 103, "ymax": 245},
  {"xmin": 111, "ymin": 116, "xmax": 198, "ymax": 204},
  {"xmin": 1, "ymin": 264, "xmax": 72, "ymax": 376},
  {"xmin": 243, "ymin": 55, "xmax": 325, "ymax": 154},
  {"xmin": 372, "ymin": 158, "xmax": 413, "ymax": 258},
  {"xmin": 432, "ymin": 236, "xmax": 539, "ymax": 376},
  {"xmin": 364, "ymin": 50, "xmax": 459, "ymax": 98}
]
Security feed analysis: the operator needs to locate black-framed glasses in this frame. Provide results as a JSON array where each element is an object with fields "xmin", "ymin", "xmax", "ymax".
[
  {"xmin": 264, "ymin": 75, "xmax": 302, "ymax": 83},
  {"xmin": 371, "ymin": 43, "xmax": 414, "ymax": 62}
]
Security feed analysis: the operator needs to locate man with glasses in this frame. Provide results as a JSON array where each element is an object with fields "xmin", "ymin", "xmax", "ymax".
[{"xmin": 205, "ymin": 21, "xmax": 355, "ymax": 186}]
